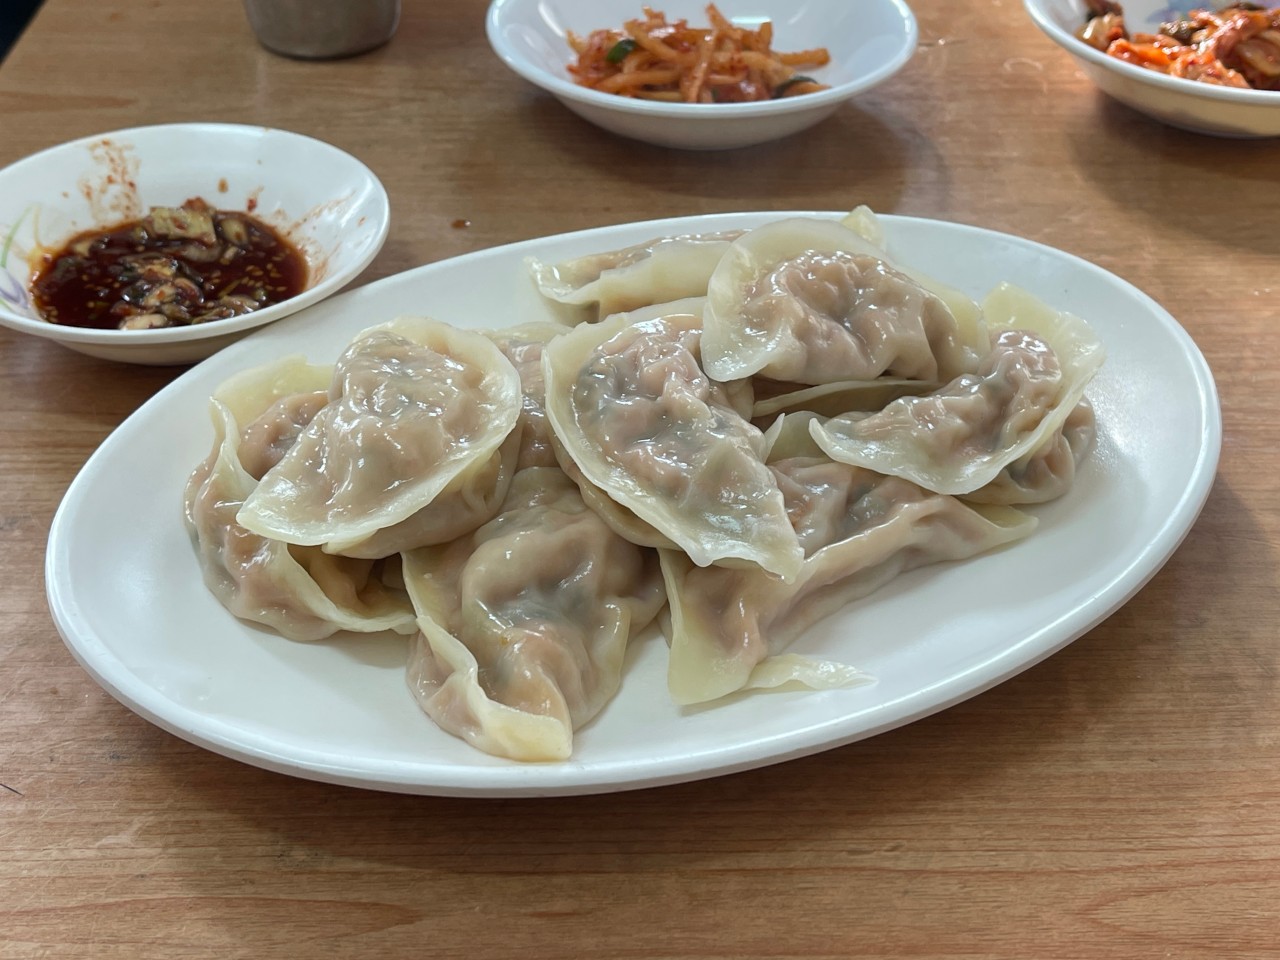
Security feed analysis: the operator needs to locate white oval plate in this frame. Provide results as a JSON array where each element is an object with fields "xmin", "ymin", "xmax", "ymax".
[{"xmin": 46, "ymin": 212, "xmax": 1220, "ymax": 797}]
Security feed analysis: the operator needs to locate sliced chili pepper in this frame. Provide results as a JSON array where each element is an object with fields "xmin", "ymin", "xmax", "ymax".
[
  {"xmin": 773, "ymin": 75, "xmax": 817, "ymax": 97},
  {"xmin": 606, "ymin": 38, "xmax": 637, "ymax": 63}
]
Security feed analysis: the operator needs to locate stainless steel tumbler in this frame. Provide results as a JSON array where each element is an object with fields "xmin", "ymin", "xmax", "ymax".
[{"xmin": 243, "ymin": 0, "xmax": 401, "ymax": 60}]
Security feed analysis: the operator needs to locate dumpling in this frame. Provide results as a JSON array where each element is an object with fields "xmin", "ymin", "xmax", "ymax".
[
  {"xmin": 314, "ymin": 320, "xmax": 573, "ymax": 560},
  {"xmin": 962, "ymin": 398, "xmax": 1096, "ymax": 505},
  {"xmin": 402, "ymin": 468, "xmax": 666, "ymax": 762},
  {"xmin": 237, "ymin": 389, "xmax": 330, "ymax": 481},
  {"xmin": 326, "ymin": 432, "xmax": 524, "ymax": 559},
  {"xmin": 599, "ymin": 296, "xmax": 757, "ymax": 420},
  {"xmin": 321, "ymin": 322, "xmax": 574, "ymax": 559},
  {"xmin": 838, "ymin": 204, "xmax": 988, "ymax": 334},
  {"xmin": 220, "ymin": 348, "xmax": 525, "ymax": 560},
  {"xmin": 483, "ymin": 321, "xmax": 571, "ymax": 471},
  {"xmin": 212, "ymin": 353, "xmax": 332, "ymax": 481},
  {"xmin": 702, "ymin": 217, "xmax": 989, "ymax": 385},
  {"xmin": 544, "ymin": 297, "xmax": 750, "ymax": 545},
  {"xmin": 662, "ymin": 458, "xmax": 1037, "ymax": 704},
  {"xmin": 811, "ymin": 283, "xmax": 1106, "ymax": 495},
  {"xmin": 548, "ymin": 429, "xmax": 678, "ymax": 550},
  {"xmin": 528, "ymin": 230, "xmax": 742, "ymax": 320},
  {"xmin": 184, "ymin": 360, "xmax": 416, "ymax": 642},
  {"xmin": 543, "ymin": 302, "xmax": 803, "ymax": 581},
  {"xmin": 236, "ymin": 316, "xmax": 523, "ymax": 553}
]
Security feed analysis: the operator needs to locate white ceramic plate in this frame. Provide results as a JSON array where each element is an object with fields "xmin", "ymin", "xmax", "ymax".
[
  {"xmin": 486, "ymin": 0, "xmax": 918, "ymax": 150},
  {"xmin": 46, "ymin": 211, "xmax": 1220, "ymax": 797},
  {"xmin": 1025, "ymin": 0, "xmax": 1280, "ymax": 137},
  {"xmin": 0, "ymin": 124, "xmax": 389, "ymax": 364}
]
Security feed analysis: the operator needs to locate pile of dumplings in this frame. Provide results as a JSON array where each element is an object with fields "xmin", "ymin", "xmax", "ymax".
[{"xmin": 183, "ymin": 206, "xmax": 1105, "ymax": 763}]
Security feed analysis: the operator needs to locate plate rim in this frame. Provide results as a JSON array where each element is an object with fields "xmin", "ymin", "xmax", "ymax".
[{"xmin": 45, "ymin": 209, "xmax": 1223, "ymax": 797}]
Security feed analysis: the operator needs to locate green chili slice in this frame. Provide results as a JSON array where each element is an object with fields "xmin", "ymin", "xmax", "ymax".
[
  {"xmin": 773, "ymin": 75, "xmax": 818, "ymax": 98},
  {"xmin": 606, "ymin": 38, "xmax": 638, "ymax": 63}
]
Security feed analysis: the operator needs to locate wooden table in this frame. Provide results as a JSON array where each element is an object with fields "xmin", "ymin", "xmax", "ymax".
[{"xmin": 2, "ymin": 1, "xmax": 1278, "ymax": 956}]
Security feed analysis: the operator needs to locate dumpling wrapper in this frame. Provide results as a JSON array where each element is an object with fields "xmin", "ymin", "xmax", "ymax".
[
  {"xmin": 325, "ymin": 321, "xmax": 574, "ymax": 557},
  {"xmin": 483, "ymin": 321, "xmax": 572, "ymax": 471},
  {"xmin": 326, "ymin": 429, "xmax": 524, "ymax": 559},
  {"xmin": 961, "ymin": 398, "xmax": 1097, "ymax": 505},
  {"xmin": 811, "ymin": 283, "xmax": 1106, "ymax": 496},
  {"xmin": 764, "ymin": 402, "xmax": 1096, "ymax": 506},
  {"xmin": 212, "ymin": 353, "xmax": 332, "ymax": 460},
  {"xmin": 494, "ymin": 312, "xmax": 680, "ymax": 550},
  {"xmin": 184, "ymin": 359, "xmax": 416, "ymax": 641},
  {"xmin": 328, "ymin": 321, "xmax": 550, "ymax": 558},
  {"xmin": 601, "ymin": 297, "xmax": 757, "ymax": 421},
  {"xmin": 236, "ymin": 337, "xmax": 522, "ymax": 561},
  {"xmin": 761, "ymin": 410, "xmax": 827, "ymax": 462},
  {"xmin": 236, "ymin": 316, "xmax": 523, "ymax": 551},
  {"xmin": 402, "ymin": 468, "xmax": 666, "ymax": 762},
  {"xmin": 543, "ymin": 302, "xmax": 803, "ymax": 582},
  {"xmin": 549, "ymin": 430, "xmax": 678, "ymax": 550},
  {"xmin": 527, "ymin": 230, "xmax": 743, "ymax": 320},
  {"xmin": 702, "ymin": 216, "xmax": 989, "ymax": 386},
  {"xmin": 838, "ymin": 204, "xmax": 989, "ymax": 336},
  {"xmin": 751, "ymin": 377, "xmax": 938, "ymax": 420},
  {"xmin": 547, "ymin": 301, "xmax": 737, "ymax": 551},
  {"xmin": 209, "ymin": 354, "xmax": 332, "ymax": 483},
  {"xmin": 662, "ymin": 458, "xmax": 1037, "ymax": 704}
]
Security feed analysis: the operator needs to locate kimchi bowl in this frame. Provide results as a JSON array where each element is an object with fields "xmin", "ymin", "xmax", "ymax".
[
  {"xmin": 485, "ymin": 0, "xmax": 919, "ymax": 150},
  {"xmin": 1025, "ymin": 0, "xmax": 1280, "ymax": 137},
  {"xmin": 0, "ymin": 123, "xmax": 389, "ymax": 365}
]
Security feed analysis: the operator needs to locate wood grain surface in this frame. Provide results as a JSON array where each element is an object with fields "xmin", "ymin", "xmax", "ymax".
[{"xmin": 1, "ymin": 1, "xmax": 1278, "ymax": 957}]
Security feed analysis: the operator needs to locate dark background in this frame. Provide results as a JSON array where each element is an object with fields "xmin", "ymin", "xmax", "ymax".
[{"xmin": 2, "ymin": 0, "xmax": 42, "ymax": 61}]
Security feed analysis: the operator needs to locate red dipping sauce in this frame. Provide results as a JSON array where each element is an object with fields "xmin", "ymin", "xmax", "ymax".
[{"xmin": 32, "ymin": 197, "xmax": 308, "ymax": 331}]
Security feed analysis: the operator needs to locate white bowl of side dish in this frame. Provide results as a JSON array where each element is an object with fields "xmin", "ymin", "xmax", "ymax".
[
  {"xmin": 485, "ymin": 0, "xmax": 919, "ymax": 150},
  {"xmin": 1025, "ymin": 0, "xmax": 1280, "ymax": 137},
  {"xmin": 0, "ymin": 123, "xmax": 390, "ymax": 365}
]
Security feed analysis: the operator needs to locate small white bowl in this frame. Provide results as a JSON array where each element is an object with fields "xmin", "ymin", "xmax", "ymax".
[
  {"xmin": 0, "ymin": 123, "xmax": 389, "ymax": 365},
  {"xmin": 1025, "ymin": 0, "xmax": 1280, "ymax": 138},
  {"xmin": 485, "ymin": 0, "xmax": 918, "ymax": 150}
]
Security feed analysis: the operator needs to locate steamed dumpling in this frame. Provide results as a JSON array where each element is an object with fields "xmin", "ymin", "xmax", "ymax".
[
  {"xmin": 961, "ymin": 398, "xmax": 1096, "ymax": 505},
  {"xmin": 214, "ymin": 354, "xmax": 332, "ymax": 482},
  {"xmin": 662, "ymin": 458, "xmax": 1037, "ymax": 704},
  {"xmin": 702, "ymin": 217, "xmax": 989, "ymax": 386},
  {"xmin": 838, "ymin": 205, "xmax": 989, "ymax": 334},
  {"xmin": 402, "ymin": 468, "xmax": 665, "ymax": 762},
  {"xmin": 549, "ymin": 430, "xmax": 678, "ymax": 550},
  {"xmin": 184, "ymin": 360, "xmax": 416, "ymax": 642},
  {"xmin": 811, "ymin": 284, "xmax": 1105, "ymax": 496},
  {"xmin": 528, "ymin": 230, "xmax": 743, "ymax": 320},
  {"xmin": 326, "ymin": 432, "xmax": 524, "ymax": 559},
  {"xmin": 236, "ymin": 316, "xmax": 523, "ymax": 552},
  {"xmin": 483, "ymin": 321, "xmax": 570, "ymax": 471},
  {"xmin": 493, "ymin": 317, "xmax": 679, "ymax": 549},
  {"xmin": 599, "ymin": 296, "xmax": 757, "ymax": 421},
  {"xmin": 224, "ymin": 345, "xmax": 523, "ymax": 560},
  {"xmin": 543, "ymin": 302, "xmax": 803, "ymax": 581},
  {"xmin": 327, "ymin": 322, "xmax": 571, "ymax": 558},
  {"xmin": 237, "ymin": 389, "xmax": 330, "ymax": 482}
]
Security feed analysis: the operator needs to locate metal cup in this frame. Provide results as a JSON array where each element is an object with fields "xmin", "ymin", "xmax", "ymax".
[{"xmin": 242, "ymin": 0, "xmax": 401, "ymax": 60}]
